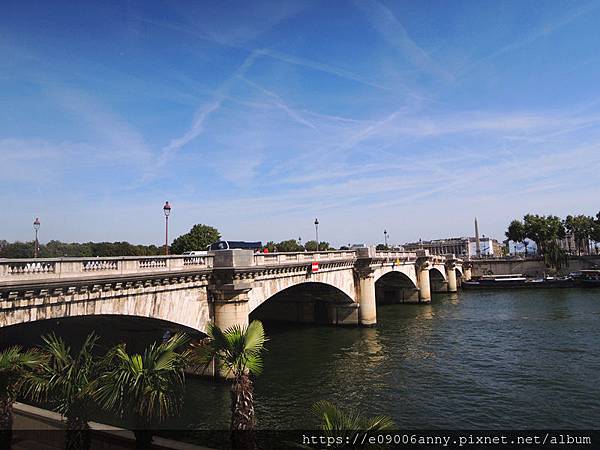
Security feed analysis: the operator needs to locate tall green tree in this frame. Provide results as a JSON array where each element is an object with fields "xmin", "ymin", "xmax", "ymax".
[
  {"xmin": 192, "ymin": 321, "xmax": 267, "ymax": 450},
  {"xmin": 0, "ymin": 347, "xmax": 45, "ymax": 449},
  {"xmin": 522, "ymin": 214, "xmax": 565, "ymax": 255},
  {"xmin": 95, "ymin": 334, "xmax": 190, "ymax": 450},
  {"xmin": 24, "ymin": 333, "xmax": 100, "ymax": 450},
  {"xmin": 505, "ymin": 219, "xmax": 526, "ymax": 254},
  {"xmin": 565, "ymin": 215, "xmax": 595, "ymax": 255},
  {"xmin": 275, "ymin": 239, "xmax": 304, "ymax": 252},
  {"xmin": 304, "ymin": 240, "xmax": 332, "ymax": 251},
  {"xmin": 263, "ymin": 241, "xmax": 277, "ymax": 253},
  {"xmin": 170, "ymin": 224, "xmax": 221, "ymax": 254},
  {"xmin": 591, "ymin": 212, "xmax": 600, "ymax": 254}
]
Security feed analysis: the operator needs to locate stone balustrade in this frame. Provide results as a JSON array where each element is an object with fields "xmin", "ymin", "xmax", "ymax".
[
  {"xmin": 0, "ymin": 249, "xmax": 457, "ymax": 285},
  {"xmin": 374, "ymin": 250, "xmax": 418, "ymax": 261},
  {"xmin": 0, "ymin": 254, "xmax": 214, "ymax": 283},
  {"xmin": 252, "ymin": 250, "xmax": 356, "ymax": 266}
]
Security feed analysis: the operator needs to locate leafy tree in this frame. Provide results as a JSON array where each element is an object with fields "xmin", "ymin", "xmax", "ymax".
[
  {"xmin": 264, "ymin": 241, "xmax": 277, "ymax": 253},
  {"xmin": 543, "ymin": 240, "xmax": 569, "ymax": 272},
  {"xmin": 591, "ymin": 212, "xmax": 600, "ymax": 254},
  {"xmin": 522, "ymin": 214, "xmax": 565, "ymax": 256},
  {"xmin": 24, "ymin": 333, "xmax": 100, "ymax": 450},
  {"xmin": 170, "ymin": 224, "xmax": 221, "ymax": 254},
  {"xmin": 375, "ymin": 244, "xmax": 389, "ymax": 251},
  {"xmin": 303, "ymin": 400, "xmax": 394, "ymax": 449},
  {"xmin": 0, "ymin": 240, "xmax": 164, "ymax": 258},
  {"xmin": 192, "ymin": 321, "xmax": 267, "ymax": 450},
  {"xmin": 275, "ymin": 239, "xmax": 304, "ymax": 252},
  {"xmin": 505, "ymin": 220, "xmax": 526, "ymax": 254},
  {"xmin": 0, "ymin": 347, "xmax": 45, "ymax": 449},
  {"xmin": 565, "ymin": 215, "xmax": 595, "ymax": 255},
  {"xmin": 0, "ymin": 241, "xmax": 35, "ymax": 259},
  {"xmin": 304, "ymin": 240, "xmax": 332, "ymax": 251},
  {"xmin": 95, "ymin": 334, "xmax": 190, "ymax": 450}
]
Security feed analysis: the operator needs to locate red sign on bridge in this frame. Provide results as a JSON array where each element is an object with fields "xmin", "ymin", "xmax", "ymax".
[{"xmin": 311, "ymin": 261, "xmax": 319, "ymax": 273}]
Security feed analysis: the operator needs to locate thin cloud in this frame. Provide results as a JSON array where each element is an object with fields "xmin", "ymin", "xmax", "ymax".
[
  {"xmin": 460, "ymin": 1, "xmax": 600, "ymax": 75},
  {"xmin": 352, "ymin": 0, "xmax": 454, "ymax": 82}
]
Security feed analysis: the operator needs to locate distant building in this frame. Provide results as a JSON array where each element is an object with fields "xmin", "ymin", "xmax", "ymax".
[
  {"xmin": 508, "ymin": 239, "xmax": 537, "ymax": 256},
  {"xmin": 404, "ymin": 236, "xmax": 500, "ymax": 257}
]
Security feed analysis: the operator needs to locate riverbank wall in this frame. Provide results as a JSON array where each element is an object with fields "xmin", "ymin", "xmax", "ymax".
[
  {"xmin": 471, "ymin": 256, "xmax": 600, "ymax": 278},
  {"xmin": 12, "ymin": 402, "xmax": 214, "ymax": 450}
]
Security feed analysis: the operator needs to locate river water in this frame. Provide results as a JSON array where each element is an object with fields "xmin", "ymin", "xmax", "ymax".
[
  {"xmin": 173, "ymin": 288, "xmax": 600, "ymax": 432},
  {"xmin": 4, "ymin": 289, "xmax": 600, "ymax": 436}
]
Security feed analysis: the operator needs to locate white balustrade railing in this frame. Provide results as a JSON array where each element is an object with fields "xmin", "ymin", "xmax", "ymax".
[
  {"xmin": 374, "ymin": 251, "xmax": 418, "ymax": 261},
  {"xmin": 0, "ymin": 255, "xmax": 214, "ymax": 283},
  {"xmin": 253, "ymin": 251, "xmax": 356, "ymax": 266},
  {"xmin": 0, "ymin": 250, "xmax": 453, "ymax": 284}
]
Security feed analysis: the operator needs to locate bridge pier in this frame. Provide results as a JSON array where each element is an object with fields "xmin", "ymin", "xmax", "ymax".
[
  {"xmin": 416, "ymin": 254, "xmax": 431, "ymax": 303},
  {"xmin": 445, "ymin": 258, "xmax": 458, "ymax": 293},
  {"xmin": 212, "ymin": 292, "xmax": 250, "ymax": 330},
  {"xmin": 358, "ymin": 273, "xmax": 377, "ymax": 326},
  {"xmin": 463, "ymin": 263, "xmax": 473, "ymax": 281}
]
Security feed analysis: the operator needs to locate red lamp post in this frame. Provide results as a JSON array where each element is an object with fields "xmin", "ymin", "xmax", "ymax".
[{"xmin": 163, "ymin": 202, "xmax": 171, "ymax": 255}]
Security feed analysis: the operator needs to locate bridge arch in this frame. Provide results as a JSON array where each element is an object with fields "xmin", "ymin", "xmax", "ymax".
[
  {"xmin": 429, "ymin": 267, "xmax": 448, "ymax": 293},
  {"xmin": 249, "ymin": 281, "xmax": 357, "ymax": 326},
  {"xmin": 375, "ymin": 271, "xmax": 419, "ymax": 304},
  {"xmin": 247, "ymin": 268, "xmax": 356, "ymax": 314},
  {"xmin": 0, "ymin": 314, "xmax": 205, "ymax": 353},
  {"xmin": 0, "ymin": 285, "xmax": 211, "ymax": 333}
]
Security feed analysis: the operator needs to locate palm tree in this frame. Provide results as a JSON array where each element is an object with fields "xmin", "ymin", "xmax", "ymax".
[
  {"xmin": 23, "ymin": 333, "xmax": 99, "ymax": 450},
  {"xmin": 191, "ymin": 320, "xmax": 267, "ymax": 450},
  {"xmin": 307, "ymin": 400, "xmax": 394, "ymax": 449},
  {"xmin": 0, "ymin": 346, "xmax": 44, "ymax": 449},
  {"xmin": 95, "ymin": 333, "xmax": 190, "ymax": 450}
]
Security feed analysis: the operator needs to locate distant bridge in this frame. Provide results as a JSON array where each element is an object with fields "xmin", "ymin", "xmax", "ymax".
[{"xmin": 0, "ymin": 249, "xmax": 470, "ymax": 333}]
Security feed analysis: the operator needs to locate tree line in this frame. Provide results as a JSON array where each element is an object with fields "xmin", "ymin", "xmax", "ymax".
[
  {"xmin": 0, "ymin": 223, "xmax": 339, "ymax": 258},
  {"xmin": 0, "ymin": 321, "xmax": 392, "ymax": 450},
  {"xmin": 505, "ymin": 213, "xmax": 600, "ymax": 269},
  {"xmin": 0, "ymin": 240, "xmax": 163, "ymax": 259}
]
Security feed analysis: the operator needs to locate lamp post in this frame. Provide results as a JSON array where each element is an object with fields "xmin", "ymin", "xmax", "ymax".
[
  {"xmin": 384, "ymin": 229, "xmax": 388, "ymax": 248},
  {"xmin": 298, "ymin": 236, "xmax": 302, "ymax": 247},
  {"xmin": 33, "ymin": 218, "xmax": 40, "ymax": 258},
  {"xmin": 314, "ymin": 218, "xmax": 319, "ymax": 252},
  {"xmin": 163, "ymin": 201, "xmax": 171, "ymax": 255}
]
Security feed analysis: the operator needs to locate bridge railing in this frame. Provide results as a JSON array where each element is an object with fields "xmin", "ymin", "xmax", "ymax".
[
  {"xmin": 253, "ymin": 251, "xmax": 356, "ymax": 266},
  {"xmin": 374, "ymin": 250, "xmax": 418, "ymax": 261},
  {"xmin": 0, "ymin": 255, "xmax": 214, "ymax": 283}
]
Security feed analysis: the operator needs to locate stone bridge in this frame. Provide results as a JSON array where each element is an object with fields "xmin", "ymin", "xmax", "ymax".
[{"xmin": 0, "ymin": 249, "xmax": 469, "ymax": 333}]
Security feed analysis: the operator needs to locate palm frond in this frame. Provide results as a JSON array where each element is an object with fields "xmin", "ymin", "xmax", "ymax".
[
  {"xmin": 312, "ymin": 401, "xmax": 394, "ymax": 431},
  {"xmin": 191, "ymin": 320, "xmax": 267, "ymax": 378},
  {"xmin": 95, "ymin": 333, "xmax": 188, "ymax": 426}
]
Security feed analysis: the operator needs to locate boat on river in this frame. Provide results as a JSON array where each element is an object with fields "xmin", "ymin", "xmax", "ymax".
[
  {"xmin": 463, "ymin": 274, "xmax": 574, "ymax": 289},
  {"xmin": 573, "ymin": 270, "xmax": 600, "ymax": 287}
]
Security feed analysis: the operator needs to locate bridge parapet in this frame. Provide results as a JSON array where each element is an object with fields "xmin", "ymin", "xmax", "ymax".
[
  {"xmin": 253, "ymin": 250, "xmax": 356, "ymax": 266},
  {"xmin": 0, "ymin": 255, "xmax": 214, "ymax": 284}
]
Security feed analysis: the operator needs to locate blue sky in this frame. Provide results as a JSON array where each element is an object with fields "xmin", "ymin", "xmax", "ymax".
[{"xmin": 2, "ymin": 0, "xmax": 600, "ymax": 247}]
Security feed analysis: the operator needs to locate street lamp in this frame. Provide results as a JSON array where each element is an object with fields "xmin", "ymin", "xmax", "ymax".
[
  {"xmin": 384, "ymin": 229, "xmax": 388, "ymax": 248},
  {"xmin": 33, "ymin": 218, "xmax": 40, "ymax": 258},
  {"xmin": 314, "ymin": 218, "xmax": 319, "ymax": 252},
  {"xmin": 163, "ymin": 201, "xmax": 171, "ymax": 255},
  {"xmin": 298, "ymin": 236, "xmax": 302, "ymax": 247}
]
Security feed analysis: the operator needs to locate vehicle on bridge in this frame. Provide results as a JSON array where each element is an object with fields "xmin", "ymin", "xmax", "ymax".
[{"xmin": 208, "ymin": 240, "xmax": 263, "ymax": 251}]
